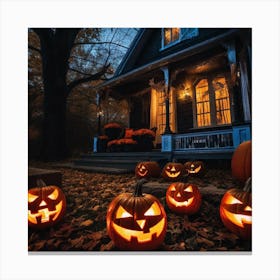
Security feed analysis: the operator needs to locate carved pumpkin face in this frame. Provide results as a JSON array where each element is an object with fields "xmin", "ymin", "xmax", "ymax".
[
  {"xmin": 166, "ymin": 182, "xmax": 202, "ymax": 215},
  {"xmin": 28, "ymin": 186, "xmax": 66, "ymax": 229},
  {"xmin": 220, "ymin": 188, "xmax": 252, "ymax": 239},
  {"xmin": 184, "ymin": 161, "xmax": 205, "ymax": 176},
  {"xmin": 161, "ymin": 162, "xmax": 186, "ymax": 181},
  {"xmin": 135, "ymin": 161, "xmax": 161, "ymax": 179},
  {"xmin": 106, "ymin": 181, "xmax": 167, "ymax": 250}
]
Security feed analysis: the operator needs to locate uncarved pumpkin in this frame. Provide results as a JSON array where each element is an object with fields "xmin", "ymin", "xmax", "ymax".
[
  {"xmin": 220, "ymin": 177, "xmax": 252, "ymax": 239},
  {"xmin": 28, "ymin": 182, "xmax": 66, "ymax": 229},
  {"xmin": 231, "ymin": 140, "xmax": 252, "ymax": 183},
  {"xmin": 106, "ymin": 179, "xmax": 167, "ymax": 250}
]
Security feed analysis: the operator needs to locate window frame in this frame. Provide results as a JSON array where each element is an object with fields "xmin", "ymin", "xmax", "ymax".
[
  {"xmin": 193, "ymin": 74, "xmax": 233, "ymax": 128},
  {"xmin": 161, "ymin": 28, "xmax": 181, "ymax": 50}
]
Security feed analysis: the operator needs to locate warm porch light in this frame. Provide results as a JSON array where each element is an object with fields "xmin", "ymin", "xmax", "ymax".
[{"xmin": 97, "ymin": 110, "xmax": 104, "ymax": 117}]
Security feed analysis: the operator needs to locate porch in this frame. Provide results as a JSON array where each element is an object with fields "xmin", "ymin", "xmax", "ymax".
[{"xmin": 68, "ymin": 124, "xmax": 250, "ymax": 174}]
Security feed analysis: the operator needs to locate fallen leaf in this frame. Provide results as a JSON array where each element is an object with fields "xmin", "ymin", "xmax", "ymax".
[{"xmin": 80, "ymin": 219, "xmax": 94, "ymax": 227}]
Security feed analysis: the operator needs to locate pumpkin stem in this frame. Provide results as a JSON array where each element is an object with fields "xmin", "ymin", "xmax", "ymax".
[
  {"xmin": 243, "ymin": 177, "xmax": 252, "ymax": 192},
  {"xmin": 134, "ymin": 179, "xmax": 148, "ymax": 197},
  {"xmin": 36, "ymin": 179, "xmax": 47, "ymax": 187}
]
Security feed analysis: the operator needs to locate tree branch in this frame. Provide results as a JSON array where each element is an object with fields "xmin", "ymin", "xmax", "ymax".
[
  {"xmin": 74, "ymin": 41, "xmax": 129, "ymax": 49},
  {"xmin": 67, "ymin": 64, "xmax": 110, "ymax": 96},
  {"xmin": 68, "ymin": 67, "xmax": 92, "ymax": 76}
]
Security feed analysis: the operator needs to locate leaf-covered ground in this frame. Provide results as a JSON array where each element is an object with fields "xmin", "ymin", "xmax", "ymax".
[{"xmin": 28, "ymin": 161, "xmax": 251, "ymax": 252}]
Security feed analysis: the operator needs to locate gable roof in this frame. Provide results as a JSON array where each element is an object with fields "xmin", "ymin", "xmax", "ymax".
[{"xmin": 95, "ymin": 28, "xmax": 243, "ymax": 92}]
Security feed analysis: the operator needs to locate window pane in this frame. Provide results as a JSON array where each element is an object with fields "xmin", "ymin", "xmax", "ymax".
[
  {"xmin": 213, "ymin": 77, "xmax": 231, "ymax": 125},
  {"xmin": 164, "ymin": 28, "xmax": 171, "ymax": 46},
  {"xmin": 196, "ymin": 79, "xmax": 210, "ymax": 127},
  {"xmin": 172, "ymin": 28, "xmax": 180, "ymax": 41},
  {"xmin": 164, "ymin": 28, "xmax": 180, "ymax": 46}
]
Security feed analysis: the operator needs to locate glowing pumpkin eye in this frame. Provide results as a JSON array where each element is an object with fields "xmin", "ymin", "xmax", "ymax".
[
  {"xmin": 28, "ymin": 193, "xmax": 39, "ymax": 203},
  {"xmin": 227, "ymin": 195, "xmax": 243, "ymax": 205},
  {"xmin": 245, "ymin": 206, "xmax": 252, "ymax": 211},
  {"xmin": 48, "ymin": 189, "xmax": 59, "ymax": 200},
  {"xmin": 184, "ymin": 186, "xmax": 193, "ymax": 192},
  {"xmin": 116, "ymin": 206, "xmax": 133, "ymax": 219},
  {"xmin": 170, "ymin": 186, "xmax": 176, "ymax": 191},
  {"xmin": 144, "ymin": 202, "xmax": 161, "ymax": 216}
]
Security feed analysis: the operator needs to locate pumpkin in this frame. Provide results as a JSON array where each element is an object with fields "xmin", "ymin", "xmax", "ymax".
[
  {"xmin": 166, "ymin": 182, "xmax": 201, "ymax": 215},
  {"xmin": 28, "ymin": 180, "xmax": 66, "ymax": 229},
  {"xmin": 184, "ymin": 161, "xmax": 205, "ymax": 176},
  {"xmin": 135, "ymin": 161, "xmax": 161, "ymax": 179},
  {"xmin": 231, "ymin": 140, "xmax": 252, "ymax": 183},
  {"xmin": 161, "ymin": 162, "xmax": 186, "ymax": 181},
  {"xmin": 220, "ymin": 177, "xmax": 252, "ymax": 239},
  {"xmin": 106, "ymin": 179, "xmax": 167, "ymax": 250}
]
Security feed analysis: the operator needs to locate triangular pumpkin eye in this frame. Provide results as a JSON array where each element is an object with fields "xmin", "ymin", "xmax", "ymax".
[
  {"xmin": 28, "ymin": 193, "xmax": 39, "ymax": 203},
  {"xmin": 116, "ymin": 206, "xmax": 133, "ymax": 219},
  {"xmin": 226, "ymin": 195, "xmax": 243, "ymax": 205},
  {"xmin": 184, "ymin": 185, "xmax": 193, "ymax": 192},
  {"xmin": 170, "ymin": 186, "xmax": 176, "ymax": 191},
  {"xmin": 245, "ymin": 206, "xmax": 252, "ymax": 211},
  {"xmin": 48, "ymin": 189, "xmax": 59, "ymax": 200},
  {"xmin": 144, "ymin": 202, "xmax": 161, "ymax": 216}
]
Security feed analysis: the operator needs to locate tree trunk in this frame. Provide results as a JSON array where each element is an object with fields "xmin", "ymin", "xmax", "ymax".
[{"xmin": 36, "ymin": 29, "xmax": 79, "ymax": 160}]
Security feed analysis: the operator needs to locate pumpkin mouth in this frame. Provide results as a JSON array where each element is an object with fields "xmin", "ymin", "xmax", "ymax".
[
  {"xmin": 112, "ymin": 217, "xmax": 165, "ymax": 243},
  {"xmin": 28, "ymin": 201, "xmax": 63, "ymax": 224},
  {"xmin": 138, "ymin": 168, "xmax": 148, "ymax": 177},
  {"xmin": 222, "ymin": 208, "xmax": 252, "ymax": 228},
  {"xmin": 167, "ymin": 196, "xmax": 194, "ymax": 207},
  {"xmin": 165, "ymin": 171, "xmax": 181, "ymax": 178},
  {"xmin": 189, "ymin": 165, "xmax": 201, "ymax": 174}
]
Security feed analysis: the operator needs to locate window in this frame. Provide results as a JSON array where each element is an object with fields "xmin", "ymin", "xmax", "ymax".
[
  {"xmin": 163, "ymin": 28, "xmax": 180, "ymax": 47},
  {"xmin": 195, "ymin": 79, "xmax": 211, "ymax": 127},
  {"xmin": 195, "ymin": 76, "xmax": 232, "ymax": 127}
]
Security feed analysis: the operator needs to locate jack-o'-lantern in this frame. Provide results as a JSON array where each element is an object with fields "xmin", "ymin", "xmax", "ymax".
[
  {"xmin": 184, "ymin": 161, "xmax": 205, "ymax": 176},
  {"xmin": 106, "ymin": 179, "xmax": 167, "ymax": 250},
  {"xmin": 28, "ymin": 181, "xmax": 66, "ymax": 229},
  {"xmin": 220, "ymin": 177, "xmax": 252, "ymax": 239},
  {"xmin": 166, "ymin": 182, "xmax": 202, "ymax": 215},
  {"xmin": 161, "ymin": 162, "xmax": 186, "ymax": 181},
  {"xmin": 135, "ymin": 161, "xmax": 161, "ymax": 179},
  {"xmin": 231, "ymin": 140, "xmax": 252, "ymax": 183}
]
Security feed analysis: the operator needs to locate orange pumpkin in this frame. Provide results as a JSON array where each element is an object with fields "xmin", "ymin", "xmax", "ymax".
[
  {"xmin": 220, "ymin": 177, "xmax": 252, "ymax": 239},
  {"xmin": 106, "ymin": 180, "xmax": 167, "ymax": 250},
  {"xmin": 161, "ymin": 162, "xmax": 186, "ymax": 181},
  {"xmin": 166, "ymin": 182, "xmax": 201, "ymax": 215},
  {"xmin": 184, "ymin": 161, "xmax": 205, "ymax": 176},
  {"xmin": 231, "ymin": 140, "xmax": 252, "ymax": 183},
  {"xmin": 135, "ymin": 161, "xmax": 161, "ymax": 179},
  {"xmin": 28, "ymin": 181, "xmax": 66, "ymax": 229}
]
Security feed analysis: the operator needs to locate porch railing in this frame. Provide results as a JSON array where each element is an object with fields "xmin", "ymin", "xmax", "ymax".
[{"xmin": 161, "ymin": 124, "xmax": 251, "ymax": 152}]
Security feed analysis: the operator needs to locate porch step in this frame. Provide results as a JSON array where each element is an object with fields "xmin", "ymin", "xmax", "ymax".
[{"xmin": 71, "ymin": 151, "xmax": 171, "ymax": 174}]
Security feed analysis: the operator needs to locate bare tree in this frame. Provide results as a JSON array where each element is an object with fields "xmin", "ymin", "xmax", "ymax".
[{"xmin": 28, "ymin": 28, "xmax": 138, "ymax": 160}]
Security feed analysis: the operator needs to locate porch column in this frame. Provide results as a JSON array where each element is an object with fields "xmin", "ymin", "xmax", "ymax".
[
  {"xmin": 239, "ymin": 58, "xmax": 251, "ymax": 122},
  {"xmin": 161, "ymin": 67, "xmax": 173, "ymax": 134}
]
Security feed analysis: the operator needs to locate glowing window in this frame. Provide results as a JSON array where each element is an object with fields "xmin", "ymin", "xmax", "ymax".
[
  {"xmin": 195, "ymin": 79, "xmax": 211, "ymax": 127},
  {"xmin": 213, "ymin": 77, "xmax": 231, "ymax": 125},
  {"xmin": 195, "ymin": 76, "xmax": 232, "ymax": 127},
  {"xmin": 163, "ymin": 28, "xmax": 180, "ymax": 46}
]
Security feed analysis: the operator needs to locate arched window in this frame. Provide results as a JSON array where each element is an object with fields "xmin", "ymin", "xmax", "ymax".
[{"xmin": 195, "ymin": 76, "xmax": 232, "ymax": 127}]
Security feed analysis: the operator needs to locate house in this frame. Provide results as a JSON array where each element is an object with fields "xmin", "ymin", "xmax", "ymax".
[{"xmin": 94, "ymin": 28, "xmax": 252, "ymax": 160}]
